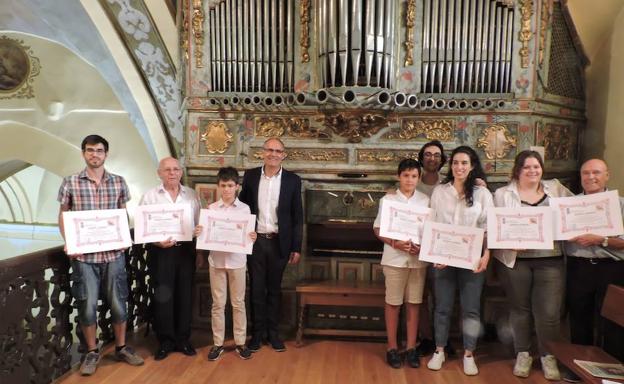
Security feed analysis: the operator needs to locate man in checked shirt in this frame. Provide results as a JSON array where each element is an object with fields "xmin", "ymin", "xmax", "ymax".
[{"xmin": 58, "ymin": 135, "xmax": 144, "ymax": 376}]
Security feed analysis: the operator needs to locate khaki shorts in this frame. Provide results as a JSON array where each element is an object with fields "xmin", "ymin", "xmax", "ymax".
[{"xmin": 383, "ymin": 265, "xmax": 427, "ymax": 305}]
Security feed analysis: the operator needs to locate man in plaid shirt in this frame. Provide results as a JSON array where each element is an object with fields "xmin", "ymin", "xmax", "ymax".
[{"xmin": 58, "ymin": 135, "xmax": 144, "ymax": 376}]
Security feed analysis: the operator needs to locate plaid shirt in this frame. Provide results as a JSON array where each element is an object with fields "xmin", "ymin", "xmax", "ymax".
[{"xmin": 58, "ymin": 168, "xmax": 130, "ymax": 263}]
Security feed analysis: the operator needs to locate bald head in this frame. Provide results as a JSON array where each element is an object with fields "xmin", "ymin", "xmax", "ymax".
[
  {"xmin": 158, "ymin": 157, "xmax": 183, "ymax": 189},
  {"xmin": 580, "ymin": 158, "xmax": 609, "ymax": 194}
]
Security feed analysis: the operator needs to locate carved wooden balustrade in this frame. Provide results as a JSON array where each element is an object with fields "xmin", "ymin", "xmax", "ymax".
[{"xmin": 0, "ymin": 240, "xmax": 150, "ymax": 383}]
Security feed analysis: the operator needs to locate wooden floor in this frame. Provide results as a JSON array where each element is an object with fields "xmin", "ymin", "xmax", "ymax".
[{"xmin": 57, "ymin": 332, "xmax": 556, "ymax": 384}]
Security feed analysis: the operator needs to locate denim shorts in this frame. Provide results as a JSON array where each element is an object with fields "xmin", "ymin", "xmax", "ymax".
[{"xmin": 71, "ymin": 256, "xmax": 129, "ymax": 326}]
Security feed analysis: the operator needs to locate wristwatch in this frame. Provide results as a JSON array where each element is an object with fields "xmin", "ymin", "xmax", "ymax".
[{"xmin": 601, "ymin": 236, "xmax": 609, "ymax": 247}]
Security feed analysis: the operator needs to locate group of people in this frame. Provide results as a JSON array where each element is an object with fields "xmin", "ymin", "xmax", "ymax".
[
  {"xmin": 373, "ymin": 140, "xmax": 624, "ymax": 382},
  {"xmin": 59, "ymin": 135, "xmax": 302, "ymax": 376},
  {"xmin": 59, "ymin": 134, "xmax": 622, "ymax": 381}
]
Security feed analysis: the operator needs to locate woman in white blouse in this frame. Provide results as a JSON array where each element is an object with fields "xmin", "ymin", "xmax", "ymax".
[
  {"xmin": 426, "ymin": 146, "xmax": 493, "ymax": 376},
  {"xmin": 493, "ymin": 150, "xmax": 572, "ymax": 381}
]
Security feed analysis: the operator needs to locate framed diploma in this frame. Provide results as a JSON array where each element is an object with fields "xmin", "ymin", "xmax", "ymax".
[
  {"xmin": 196, "ymin": 209, "xmax": 256, "ymax": 254},
  {"xmin": 133, "ymin": 203, "xmax": 194, "ymax": 244},
  {"xmin": 419, "ymin": 222, "xmax": 484, "ymax": 270},
  {"xmin": 62, "ymin": 209, "xmax": 132, "ymax": 254},
  {"xmin": 487, "ymin": 207, "xmax": 554, "ymax": 249},
  {"xmin": 379, "ymin": 200, "xmax": 432, "ymax": 244},
  {"xmin": 551, "ymin": 190, "xmax": 624, "ymax": 240}
]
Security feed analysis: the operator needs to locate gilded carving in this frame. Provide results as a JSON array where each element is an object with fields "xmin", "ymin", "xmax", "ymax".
[
  {"xmin": 0, "ymin": 36, "xmax": 41, "ymax": 100},
  {"xmin": 357, "ymin": 150, "xmax": 420, "ymax": 163},
  {"xmin": 323, "ymin": 113, "xmax": 388, "ymax": 143},
  {"xmin": 543, "ymin": 124, "xmax": 574, "ymax": 160},
  {"xmin": 255, "ymin": 117, "xmax": 318, "ymax": 138},
  {"xmin": 404, "ymin": 0, "xmax": 416, "ymax": 66},
  {"xmin": 477, "ymin": 124, "xmax": 517, "ymax": 160},
  {"xmin": 200, "ymin": 121, "xmax": 233, "ymax": 153},
  {"xmin": 251, "ymin": 148, "xmax": 347, "ymax": 162},
  {"xmin": 385, "ymin": 119, "xmax": 454, "ymax": 141},
  {"xmin": 192, "ymin": 0, "xmax": 205, "ymax": 68},
  {"xmin": 182, "ymin": 0, "xmax": 189, "ymax": 62},
  {"xmin": 518, "ymin": 0, "xmax": 534, "ymax": 68},
  {"xmin": 300, "ymin": 0, "xmax": 311, "ymax": 63},
  {"xmin": 539, "ymin": 0, "xmax": 551, "ymax": 66}
]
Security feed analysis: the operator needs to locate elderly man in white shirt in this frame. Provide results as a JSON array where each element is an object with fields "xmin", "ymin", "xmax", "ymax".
[{"xmin": 139, "ymin": 157, "xmax": 200, "ymax": 361}]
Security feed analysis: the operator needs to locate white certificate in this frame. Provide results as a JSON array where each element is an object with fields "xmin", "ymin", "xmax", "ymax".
[
  {"xmin": 419, "ymin": 222, "xmax": 484, "ymax": 270},
  {"xmin": 63, "ymin": 209, "xmax": 132, "ymax": 254},
  {"xmin": 487, "ymin": 207, "xmax": 554, "ymax": 249},
  {"xmin": 133, "ymin": 203, "xmax": 194, "ymax": 244},
  {"xmin": 196, "ymin": 209, "xmax": 256, "ymax": 254},
  {"xmin": 379, "ymin": 200, "xmax": 432, "ymax": 244},
  {"xmin": 551, "ymin": 190, "xmax": 624, "ymax": 240}
]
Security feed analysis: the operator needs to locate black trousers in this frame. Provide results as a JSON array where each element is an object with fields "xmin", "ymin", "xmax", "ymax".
[
  {"xmin": 566, "ymin": 256, "xmax": 624, "ymax": 360},
  {"xmin": 148, "ymin": 242, "xmax": 196, "ymax": 346},
  {"xmin": 248, "ymin": 236, "xmax": 288, "ymax": 339}
]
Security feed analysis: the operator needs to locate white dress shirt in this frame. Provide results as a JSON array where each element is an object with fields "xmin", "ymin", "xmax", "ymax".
[
  {"xmin": 430, "ymin": 183, "xmax": 493, "ymax": 229},
  {"xmin": 374, "ymin": 189, "xmax": 430, "ymax": 268},
  {"xmin": 257, "ymin": 166, "xmax": 282, "ymax": 234},
  {"xmin": 139, "ymin": 183, "xmax": 200, "ymax": 226},
  {"xmin": 208, "ymin": 198, "xmax": 251, "ymax": 269}
]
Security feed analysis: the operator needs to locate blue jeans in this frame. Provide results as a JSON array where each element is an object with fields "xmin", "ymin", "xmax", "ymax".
[
  {"xmin": 71, "ymin": 256, "xmax": 129, "ymax": 326},
  {"xmin": 433, "ymin": 266, "xmax": 485, "ymax": 351}
]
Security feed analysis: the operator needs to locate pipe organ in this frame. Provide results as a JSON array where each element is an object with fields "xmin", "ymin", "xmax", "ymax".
[{"xmin": 182, "ymin": 0, "xmax": 587, "ymax": 331}]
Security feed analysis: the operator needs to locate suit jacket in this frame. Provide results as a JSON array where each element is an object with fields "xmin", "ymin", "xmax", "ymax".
[{"xmin": 239, "ymin": 167, "xmax": 303, "ymax": 259}]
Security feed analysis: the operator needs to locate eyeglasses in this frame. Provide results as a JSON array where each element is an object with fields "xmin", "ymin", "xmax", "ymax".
[
  {"xmin": 263, "ymin": 147, "xmax": 285, "ymax": 154},
  {"xmin": 84, "ymin": 148, "xmax": 106, "ymax": 154},
  {"xmin": 423, "ymin": 152, "xmax": 442, "ymax": 159}
]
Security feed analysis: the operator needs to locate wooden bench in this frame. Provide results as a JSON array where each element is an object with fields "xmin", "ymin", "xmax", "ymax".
[
  {"xmin": 546, "ymin": 284, "xmax": 624, "ymax": 384},
  {"xmin": 295, "ymin": 280, "xmax": 386, "ymax": 346}
]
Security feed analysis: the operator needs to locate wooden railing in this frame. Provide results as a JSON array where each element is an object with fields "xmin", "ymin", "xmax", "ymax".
[{"xmin": 0, "ymin": 241, "xmax": 150, "ymax": 383}]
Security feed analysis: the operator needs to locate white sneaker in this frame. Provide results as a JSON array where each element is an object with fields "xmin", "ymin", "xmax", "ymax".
[
  {"xmin": 427, "ymin": 351, "xmax": 445, "ymax": 370},
  {"xmin": 463, "ymin": 355, "xmax": 479, "ymax": 376},
  {"xmin": 513, "ymin": 352, "xmax": 533, "ymax": 378},
  {"xmin": 541, "ymin": 355, "xmax": 561, "ymax": 381}
]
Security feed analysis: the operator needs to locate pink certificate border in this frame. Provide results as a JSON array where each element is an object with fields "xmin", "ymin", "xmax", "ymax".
[
  {"xmin": 73, "ymin": 216, "xmax": 123, "ymax": 247},
  {"xmin": 205, "ymin": 217, "xmax": 248, "ymax": 247},
  {"xmin": 559, "ymin": 198, "xmax": 614, "ymax": 234},
  {"xmin": 388, "ymin": 206, "xmax": 427, "ymax": 237},
  {"xmin": 425, "ymin": 229, "xmax": 477, "ymax": 264},
  {"xmin": 496, "ymin": 213, "xmax": 545, "ymax": 242},
  {"xmin": 141, "ymin": 208, "xmax": 186, "ymax": 237}
]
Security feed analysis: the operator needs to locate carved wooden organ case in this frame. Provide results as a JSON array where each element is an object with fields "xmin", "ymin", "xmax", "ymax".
[
  {"xmin": 182, "ymin": 0, "xmax": 585, "ymax": 180},
  {"xmin": 181, "ymin": 0, "xmax": 586, "ymax": 330}
]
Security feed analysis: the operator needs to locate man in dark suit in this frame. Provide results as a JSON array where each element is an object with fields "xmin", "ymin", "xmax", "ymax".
[{"xmin": 239, "ymin": 137, "xmax": 303, "ymax": 352}]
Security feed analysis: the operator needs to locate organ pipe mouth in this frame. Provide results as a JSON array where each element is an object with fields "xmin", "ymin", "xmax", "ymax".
[
  {"xmin": 471, "ymin": 100, "xmax": 482, "ymax": 109},
  {"xmin": 434, "ymin": 99, "xmax": 446, "ymax": 109},
  {"xmin": 447, "ymin": 99, "xmax": 458, "ymax": 109},
  {"xmin": 273, "ymin": 95, "xmax": 284, "ymax": 106},
  {"xmin": 393, "ymin": 92, "xmax": 406, "ymax": 107},
  {"xmin": 458, "ymin": 100, "xmax": 469, "ymax": 110},
  {"xmin": 343, "ymin": 89, "xmax": 357, "ymax": 104},
  {"xmin": 484, "ymin": 98, "xmax": 494, "ymax": 108},
  {"xmin": 407, "ymin": 94, "xmax": 418, "ymax": 108}
]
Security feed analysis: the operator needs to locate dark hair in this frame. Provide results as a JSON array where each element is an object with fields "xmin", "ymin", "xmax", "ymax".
[
  {"xmin": 418, "ymin": 140, "xmax": 447, "ymax": 171},
  {"xmin": 81, "ymin": 135, "xmax": 109, "ymax": 152},
  {"xmin": 511, "ymin": 150, "xmax": 544, "ymax": 181},
  {"xmin": 443, "ymin": 146, "xmax": 487, "ymax": 207},
  {"xmin": 216, "ymin": 166, "xmax": 239, "ymax": 184},
  {"xmin": 397, "ymin": 158, "xmax": 421, "ymax": 176}
]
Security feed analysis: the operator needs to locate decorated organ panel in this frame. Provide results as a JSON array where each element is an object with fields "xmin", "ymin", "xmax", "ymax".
[{"xmin": 182, "ymin": 0, "xmax": 586, "ymax": 329}]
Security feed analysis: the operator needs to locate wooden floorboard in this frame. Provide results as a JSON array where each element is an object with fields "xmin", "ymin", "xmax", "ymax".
[{"xmin": 56, "ymin": 331, "xmax": 555, "ymax": 384}]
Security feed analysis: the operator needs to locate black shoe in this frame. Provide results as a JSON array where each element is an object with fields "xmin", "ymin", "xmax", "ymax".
[
  {"xmin": 177, "ymin": 342, "xmax": 196, "ymax": 356},
  {"xmin": 386, "ymin": 349, "xmax": 402, "ymax": 369},
  {"xmin": 154, "ymin": 343, "xmax": 174, "ymax": 361},
  {"xmin": 406, "ymin": 348, "xmax": 421, "ymax": 368},
  {"xmin": 235, "ymin": 345, "xmax": 253, "ymax": 360},
  {"xmin": 268, "ymin": 337, "xmax": 286, "ymax": 352},
  {"xmin": 207, "ymin": 345, "xmax": 224, "ymax": 361},
  {"xmin": 444, "ymin": 341, "xmax": 457, "ymax": 358},
  {"xmin": 415, "ymin": 338, "xmax": 435, "ymax": 357},
  {"xmin": 248, "ymin": 337, "xmax": 262, "ymax": 352}
]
